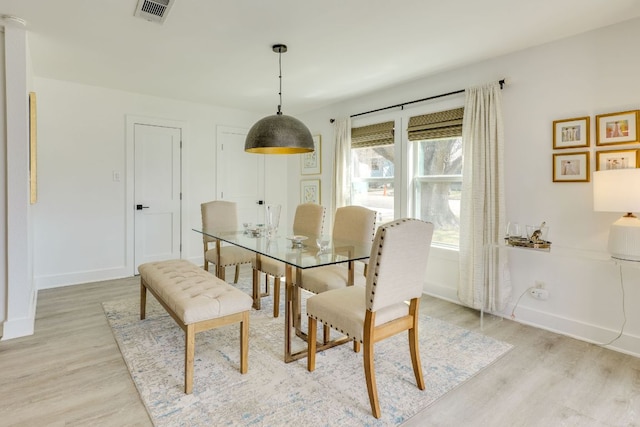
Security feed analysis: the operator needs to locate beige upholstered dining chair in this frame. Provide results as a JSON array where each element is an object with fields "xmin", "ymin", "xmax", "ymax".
[
  {"xmin": 306, "ymin": 218, "xmax": 434, "ymax": 419},
  {"xmin": 201, "ymin": 201, "xmax": 254, "ymax": 283},
  {"xmin": 252, "ymin": 203, "xmax": 325, "ymax": 317},
  {"xmin": 296, "ymin": 205, "xmax": 377, "ymax": 294}
]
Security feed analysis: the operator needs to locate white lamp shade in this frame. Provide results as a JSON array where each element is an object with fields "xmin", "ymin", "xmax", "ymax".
[
  {"xmin": 593, "ymin": 168, "xmax": 640, "ymax": 261},
  {"xmin": 593, "ymin": 169, "xmax": 640, "ymax": 213}
]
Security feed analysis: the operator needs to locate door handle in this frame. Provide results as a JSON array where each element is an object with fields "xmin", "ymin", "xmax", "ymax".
[{"xmin": 136, "ymin": 204, "xmax": 149, "ymax": 210}]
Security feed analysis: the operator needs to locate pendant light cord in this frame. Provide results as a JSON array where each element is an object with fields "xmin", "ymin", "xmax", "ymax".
[{"xmin": 277, "ymin": 48, "xmax": 283, "ymax": 115}]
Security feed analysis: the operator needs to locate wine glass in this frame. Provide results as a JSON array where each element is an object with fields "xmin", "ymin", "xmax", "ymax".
[{"xmin": 507, "ymin": 222, "xmax": 521, "ymax": 238}]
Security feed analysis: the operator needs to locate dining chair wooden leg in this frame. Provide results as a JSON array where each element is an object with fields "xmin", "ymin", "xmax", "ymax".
[
  {"xmin": 234, "ymin": 265, "xmax": 240, "ymax": 283},
  {"xmin": 363, "ymin": 311, "xmax": 381, "ymax": 418},
  {"xmin": 140, "ymin": 281, "xmax": 147, "ymax": 320},
  {"xmin": 323, "ymin": 324, "xmax": 331, "ymax": 344},
  {"xmin": 307, "ymin": 316, "xmax": 317, "ymax": 371},
  {"xmin": 218, "ymin": 266, "xmax": 226, "ymax": 281},
  {"xmin": 252, "ymin": 267, "xmax": 260, "ymax": 310},
  {"xmin": 203, "ymin": 242, "xmax": 209, "ymax": 271},
  {"xmin": 408, "ymin": 299, "xmax": 425, "ymax": 389},
  {"xmin": 353, "ymin": 340, "xmax": 360, "ymax": 353},
  {"xmin": 273, "ymin": 277, "xmax": 281, "ymax": 318}
]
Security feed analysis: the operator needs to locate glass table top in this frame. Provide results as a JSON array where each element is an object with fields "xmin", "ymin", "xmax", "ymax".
[{"xmin": 193, "ymin": 227, "xmax": 371, "ymax": 269}]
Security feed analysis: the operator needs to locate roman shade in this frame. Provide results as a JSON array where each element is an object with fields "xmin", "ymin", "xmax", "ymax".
[
  {"xmin": 351, "ymin": 121, "xmax": 394, "ymax": 148},
  {"xmin": 408, "ymin": 107, "xmax": 464, "ymax": 141}
]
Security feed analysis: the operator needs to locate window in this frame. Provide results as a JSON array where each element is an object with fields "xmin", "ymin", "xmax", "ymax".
[
  {"xmin": 350, "ymin": 121, "xmax": 395, "ymax": 224},
  {"xmin": 347, "ymin": 107, "xmax": 464, "ymax": 248},
  {"xmin": 413, "ymin": 137, "xmax": 462, "ymax": 247},
  {"xmin": 409, "ymin": 108, "xmax": 464, "ymax": 248}
]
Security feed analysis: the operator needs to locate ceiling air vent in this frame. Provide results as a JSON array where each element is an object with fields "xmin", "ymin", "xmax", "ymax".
[{"xmin": 134, "ymin": 0, "xmax": 174, "ymax": 24}]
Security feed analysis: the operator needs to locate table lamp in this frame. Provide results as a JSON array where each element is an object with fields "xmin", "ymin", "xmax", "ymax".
[{"xmin": 593, "ymin": 169, "xmax": 640, "ymax": 261}]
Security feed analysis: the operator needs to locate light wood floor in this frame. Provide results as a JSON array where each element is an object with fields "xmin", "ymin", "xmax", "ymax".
[{"xmin": 1, "ymin": 267, "xmax": 638, "ymax": 426}]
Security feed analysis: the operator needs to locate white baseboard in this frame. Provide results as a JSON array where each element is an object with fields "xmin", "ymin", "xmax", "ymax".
[
  {"xmin": 1, "ymin": 289, "xmax": 37, "ymax": 340},
  {"xmin": 2, "ymin": 316, "xmax": 35, "ymax": 340},
  {"xmin": 423, "ymin": 281, "xmax": 640, "ymax": 358},
  {"xmin": 35, "ymin": 257, "xmax": 205, "ymax": 290},
  {"xmin": 35, "ymin": 266, "xmax": 133, "ymax": 290}
]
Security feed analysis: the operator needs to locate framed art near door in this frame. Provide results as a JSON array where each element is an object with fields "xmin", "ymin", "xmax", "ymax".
[
  {"xmin": 301, "ymin": 179, "xmax": 321, "ymax": 204},
  {"xmin": 301, "ymin": 135, "xmax": 321, "ymax": 175}
]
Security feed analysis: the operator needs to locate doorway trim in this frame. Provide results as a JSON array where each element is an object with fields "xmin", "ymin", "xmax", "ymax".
[{"xmin": 125, "ymin": 115, "xmax": 189, "ymax": 275}]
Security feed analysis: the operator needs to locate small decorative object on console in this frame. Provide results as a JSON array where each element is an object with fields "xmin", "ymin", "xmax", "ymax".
[{"xmin": 505, "ymin": 221, "xmax": 551, "ymax": 250}]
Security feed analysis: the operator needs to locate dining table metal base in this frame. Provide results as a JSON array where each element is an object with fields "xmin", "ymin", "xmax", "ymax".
[{"xmin": 283, "ymin": 264, "xmax": 354, "ymax": 363}]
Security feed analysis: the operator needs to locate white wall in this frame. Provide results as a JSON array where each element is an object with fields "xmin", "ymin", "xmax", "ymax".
[
  {"xmin": 294, "ymin": 18, "xmax": 640, "ymax": 356},
  {"xmin": 1, "ymin": 17, "xmax": 36, "ymax": 340},
  {"xmin": 31, "ymin": 78, "xmax": 266, "ymax": 289}
]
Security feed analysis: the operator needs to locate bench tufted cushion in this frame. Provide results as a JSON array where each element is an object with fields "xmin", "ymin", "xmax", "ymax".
[{"xmin": 139, "ymin": 259, "xmax": 252, "ymax": 325}]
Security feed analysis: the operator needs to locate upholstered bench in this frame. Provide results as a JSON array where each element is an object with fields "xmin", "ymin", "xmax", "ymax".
[{"xmin": 138, "ymin": 259, "xmax": 252, "ymax": 394}]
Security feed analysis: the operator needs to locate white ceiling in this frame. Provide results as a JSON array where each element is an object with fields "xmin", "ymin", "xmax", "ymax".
[{"xmin": 2, "ymin": 0, "xmax": 640, "ymax": 115}]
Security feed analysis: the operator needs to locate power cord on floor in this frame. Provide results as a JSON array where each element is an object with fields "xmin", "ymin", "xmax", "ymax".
[
  {"xmin": 598, "ymin": 263, "xmax": 627, "ymax": 347},
  {"xmin": 510, "ymin": 286, "xmax": 534, "ymax": 320}
]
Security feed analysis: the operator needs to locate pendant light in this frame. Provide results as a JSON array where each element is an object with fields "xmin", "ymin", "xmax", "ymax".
[{"xmin": 244, "ymin": 44, "xmax": 314, "ymax": 154}]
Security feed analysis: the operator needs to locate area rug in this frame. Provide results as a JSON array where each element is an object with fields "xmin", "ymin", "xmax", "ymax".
[{"xmin": 103, "ymin": 282, "xmax": 512, "ymax": 427}]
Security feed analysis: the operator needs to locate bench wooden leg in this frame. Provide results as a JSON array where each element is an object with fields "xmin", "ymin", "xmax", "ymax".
[
  {"xmin": 185, "ymin": 323, "xmax": 195, "ymax": 394},
  {"xmin": 140, "ymin": 280, "xmax": 147, "ymax": 320},
  {"xmin": 240, "ymin": 311, "xmax": 249, "ymax": 374}
]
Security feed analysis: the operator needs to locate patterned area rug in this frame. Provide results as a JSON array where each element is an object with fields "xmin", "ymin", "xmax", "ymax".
[{"xmin": 103, "ymin": 280, "xmax": 512, "ymax": 426}]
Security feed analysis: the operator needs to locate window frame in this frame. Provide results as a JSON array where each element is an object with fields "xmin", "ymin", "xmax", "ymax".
[{"xmin": 349, "ymin": 98, "xmax": 465, "ymax": 250}]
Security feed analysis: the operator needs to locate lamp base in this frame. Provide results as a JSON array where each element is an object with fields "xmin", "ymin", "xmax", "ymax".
[{"xmin": 608, "ymin": 215, "xmax": 640, "ymax": 262}]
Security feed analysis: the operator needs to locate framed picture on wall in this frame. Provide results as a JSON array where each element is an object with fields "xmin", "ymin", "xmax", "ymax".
[
  {"xmin": 595, "ymin": 148, "xmax": 639, "ymax": 171},
  {"xmin": 300, "ymin": 179, "xmax": 321, "ymax": 204},
  {"xmin": 552, "ymin": 116, "xmax": 590, "ymax": 149},
  {"xmin": 595, "ymin": 110, "xmax": 639, "ymax": 146},
  {"xmin": 301, "ymin": 135, "xmax": 321, "ymax": 175},
  {"xmin": 552, "ymin": 152, "xmax": 590, "ymax": 182}
]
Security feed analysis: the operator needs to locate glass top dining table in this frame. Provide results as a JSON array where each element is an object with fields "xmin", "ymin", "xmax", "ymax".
[
  {"xmin": 194, "ymin": 227, "xmax": 371, "ymax": 269},
  {"xmin": 193, "ymin": 227, "xmax": 372, "ymax": 362}
]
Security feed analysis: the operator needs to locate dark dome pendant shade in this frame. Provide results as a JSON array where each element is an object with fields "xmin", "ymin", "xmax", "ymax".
[{"xmin": 244, "ymin": 44, "xmax": 314, "ymax": 154}]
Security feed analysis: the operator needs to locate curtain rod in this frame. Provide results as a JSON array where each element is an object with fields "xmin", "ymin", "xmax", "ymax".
[{"xmin": 329, "ymin": 78, "xmax": 505, "ymax": 123}]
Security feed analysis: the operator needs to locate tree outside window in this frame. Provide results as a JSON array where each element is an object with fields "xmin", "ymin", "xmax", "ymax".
[{"xmin": 413, "ymin": 137, "xmax": 462, "ymax": 247}]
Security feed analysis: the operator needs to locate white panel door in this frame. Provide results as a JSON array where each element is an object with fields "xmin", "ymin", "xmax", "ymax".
[
  {"xmin": 134, "ymin": 124, "xmax": 182, "ymax": 270},
  {"xmin": 216, "ymin": 126, "xmax": 265, "ymax": 224}
]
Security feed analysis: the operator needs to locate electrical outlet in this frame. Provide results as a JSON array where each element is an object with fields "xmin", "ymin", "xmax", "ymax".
[{"xmin": 529, "ymin": 288, "xmax": 549, "ymax": 300}]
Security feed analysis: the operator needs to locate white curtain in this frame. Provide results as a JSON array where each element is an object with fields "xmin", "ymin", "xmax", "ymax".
[
  {"xmin": 458, "ymin": 82, "xmax": 511, "ymax": 312},
  {"xmin": 332, "ymin": 117, "xmax": 351, "ymax": 213}
]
